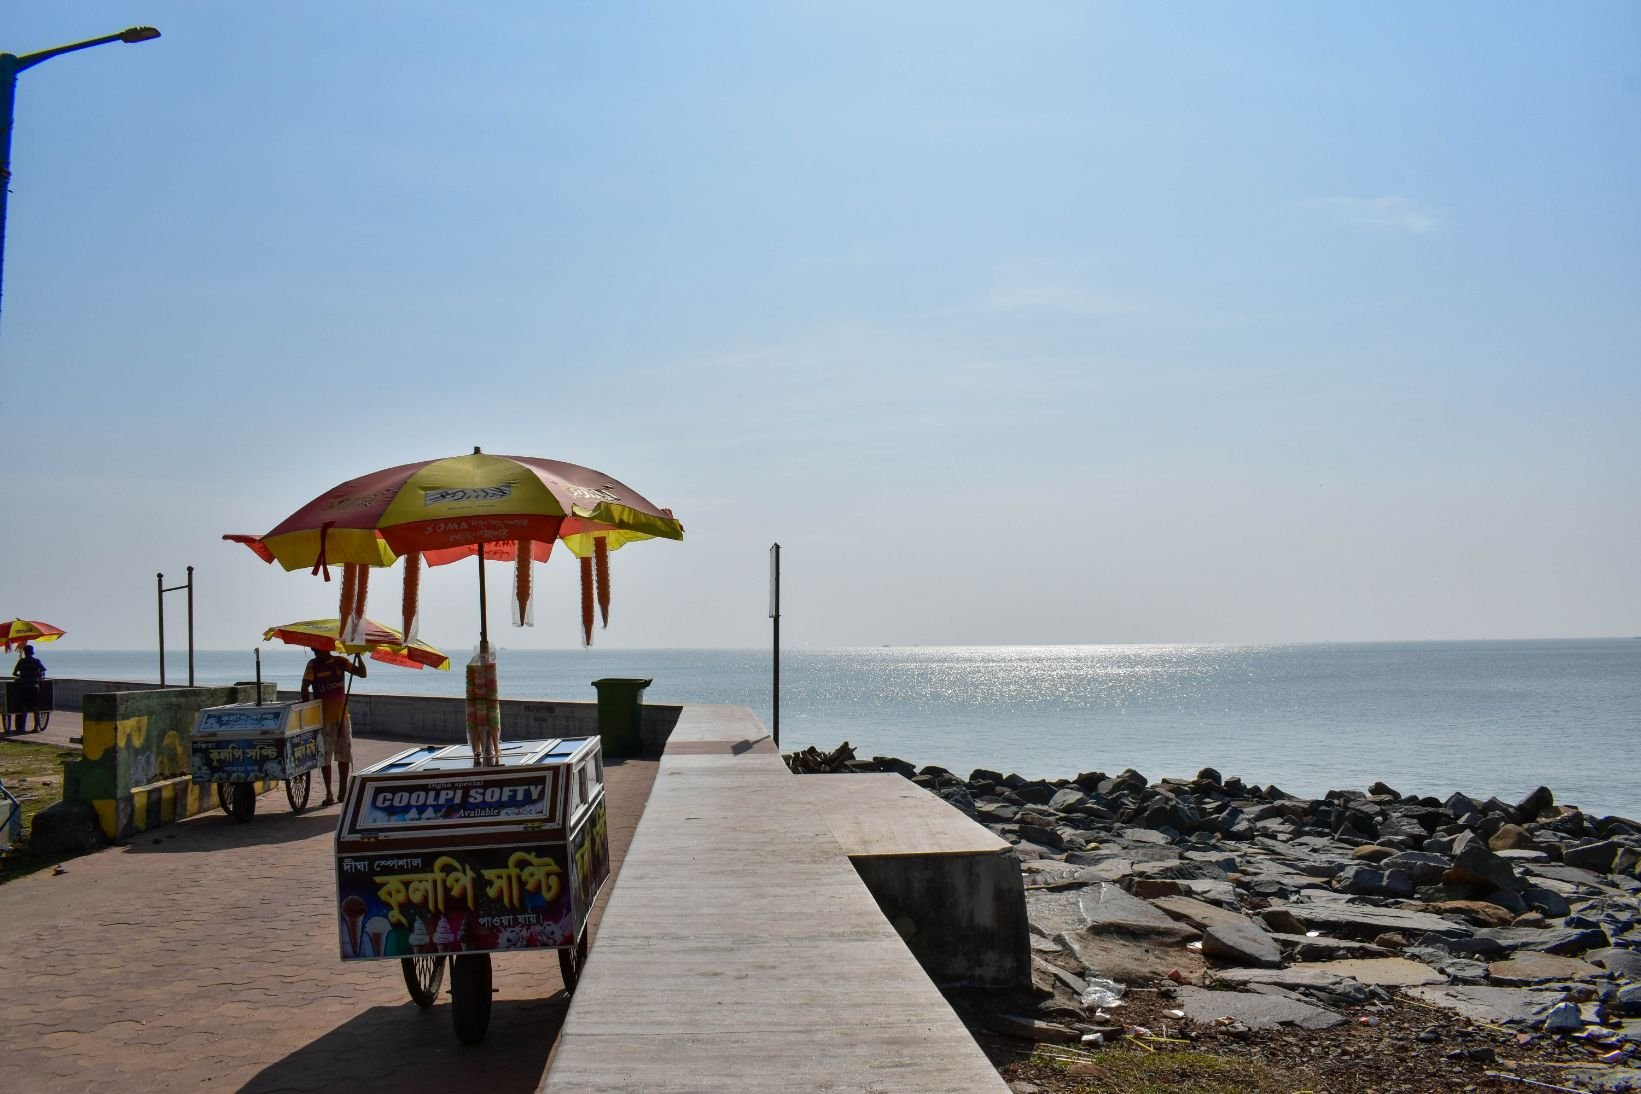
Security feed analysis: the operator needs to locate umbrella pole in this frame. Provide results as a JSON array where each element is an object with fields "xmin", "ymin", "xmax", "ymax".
[{"xmin": 476, "ymin": 540, "xmax": 490, "ymax": 656}]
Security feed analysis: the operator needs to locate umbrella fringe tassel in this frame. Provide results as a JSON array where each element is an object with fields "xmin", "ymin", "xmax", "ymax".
[
  {"xmin": 513, "ymin": 540, "xmax": 534, "ymax": 627},
  {"xmin": 579, "ymin": 555, "xmax": 594, "ymax": 647},
  {"xmin": 594, "ymin": 537, "xmax": 611, "ymax": 628}
]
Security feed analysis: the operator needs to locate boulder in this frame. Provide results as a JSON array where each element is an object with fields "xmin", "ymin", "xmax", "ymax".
[
  {"xmin": 27, "ymin": 800, "xmax": 107, "ymax": 857},
  {"xmin": 1025, "ymin": 884, "xmax": 1199, "ymax": 940},
  {"xmin": 1210, "ymin": 966, "xmax": 1370, "ymax": 1005},
  {"xmin": 1513, "ymin": 786, "xmax": 1555, "ymax": 824},
  {"xmin": 1489, "ymin": 824, "xmax": 1539, "ymax": 852},
  {"xmin": 1447, "ymin": 831, "xmax": 1524, "ymax": 893},
  {"xmin": 1471, "ymin": 925, "xmax": 1609, "ymax": 957},
  {"xmin": 1561, "ymin": 839, "xmax": 1621, "ymax": 875},
  {"xmin": 1173, "ymin": 985, "xmax": 1344, "ymax": 1030},
  {"xmin": 1293, "ymin": 956, "xmax": 1444, "ymax": 987},
  {"xmin": 1381, "ymin": 851, "xmax": 1452, "ymax": 887},
  {"xmin": 1333, "ymin": 865, "xmax": 1414, "ymax": 898},
  {"xmin": 1485, "ymin": 952, "xmax": 1602, "ymax": 986},
  {"xmin": 1201, "ymin": 920, "xmax": 1284, "ymax": 969}
]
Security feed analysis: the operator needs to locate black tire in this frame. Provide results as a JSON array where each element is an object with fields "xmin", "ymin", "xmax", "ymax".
[
  {"xmin": 32, "ymin": 708, "xmax": 49, "ymax": 732},
  {"xmin": 557, "ymin": 928, "xmax": 590, "ymax": 994},
  {"xmin": 216, "ymin": 783, "xmax": 232, "ymax": 817},
  {"xmin": 401, "ymin": 955, "xmax": 447, "ymax": 1008},
  {"xmin": 229, "ymin": 781, "xmax": 256, "ymax": 823},
  {"xmin": 285, "ymin": 771, "xmax": 312, "ymax": 813},
  {"xmin": 450, "ymin": 954, "xmax": 493, "ymax": 1045}
]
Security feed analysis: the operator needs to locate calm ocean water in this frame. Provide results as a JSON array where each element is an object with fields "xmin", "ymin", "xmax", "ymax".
[{"xmin": 32, "ymin": 639, "xmax": 1641, "ymax": 818}]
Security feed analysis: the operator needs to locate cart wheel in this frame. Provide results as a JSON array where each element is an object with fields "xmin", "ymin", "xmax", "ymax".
[
  {"xmin": 450, "ymin": 954, "xmax": 493, "ymax": 1045},
  {"xmin": 33, "ymin": 708, "xmax": 49, "ymax": 732},
  {"xmin": 558, "ymin": 929, "xmax": 591, "ymax": 994},
  {"xmin": 229, "ymin": 782, "xmax": 256, "ymax": 823},
  {"xmin": 285, "ymin": 771, "xmax": 312, "ymax": 813},
  {"xmin": 401, "ymin": 955, "xmax": 447, "ymax": 1008},
  {"xmin": 216, "ymin": 783, "xmax": 232, "ymax": 817}
]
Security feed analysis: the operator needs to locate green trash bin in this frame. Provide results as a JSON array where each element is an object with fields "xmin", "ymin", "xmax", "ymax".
[{"xmin": 592, "ymin": 677, "xmax": 652, "ymax": 758}]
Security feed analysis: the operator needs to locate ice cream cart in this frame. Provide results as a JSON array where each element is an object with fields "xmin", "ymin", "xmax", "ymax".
[
  {"xmin": 189, "ymin": 700, "xmax": 325, "ymax": 822},
  {"xmin": 333, "ymin": 736, "xmax": 610, "ymax": 1044}
]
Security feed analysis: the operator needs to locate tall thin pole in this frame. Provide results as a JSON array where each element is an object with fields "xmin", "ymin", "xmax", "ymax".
[
  {"xmin": 769, "ymin": 543, "xmax": 780, "ymax": 746},
  {"xmin": 476, "ymin": 541, "xmax": 489, "ymax": 655},
  {"xmin": 185, "ymin": 565, "xmax": 195, "ymax": 685},
  {"xmin": 156, "ymin": 571, "xmax": 165, "ymax": 685},
  {"xmin": 0, "ymin": 58, "xmax": 19, "ymax": 331}
]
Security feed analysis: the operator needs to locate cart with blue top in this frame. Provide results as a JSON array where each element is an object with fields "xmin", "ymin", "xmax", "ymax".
[
  {"xmin": 189, "ymin": 699, "xmax": 325, "ymax": 822},
  {"xmin": 333, "ymin": 736, "xmax": 610, "ymax": 1044}
]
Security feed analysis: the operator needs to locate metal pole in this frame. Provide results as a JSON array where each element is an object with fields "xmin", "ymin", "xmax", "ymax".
[
  {"xmin": 0, "ymin": 29, "xmax": 159, "ymax": 338},
  {"xmin": 0, "ymin": 56, "xmax": 18, "ymax": 333},
  {"xmin": 254, "ymin": 648, "xmax": 262, "ymax": 706},
  {"xmin": 769, "ymin": 543, "xmax": 780, "ymax": 746},
  {"xmin": 156, "ymin": 571, "xmax": 165, "ymax": 686},
  {"xmin": 185, "ymin": 565, "xmax": 195, "ymax": 685},
  {"xmin": 476, "ymin": 541, "xmax": 489, "ymax": 656}
]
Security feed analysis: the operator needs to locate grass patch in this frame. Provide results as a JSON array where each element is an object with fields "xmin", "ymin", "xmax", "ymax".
[
  {"xmin": 0, "ymin": 737, "xmax": 83, "ymax": 884},
  {"xmin": 1029, "ymin": 1045, "xmax": 1300, "ymax": 1094}
]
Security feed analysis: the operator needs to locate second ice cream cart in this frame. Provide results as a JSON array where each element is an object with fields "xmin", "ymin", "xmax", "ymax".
[
  {"xmin": 189, "ymin": 699, "xmax": 324, "ymax": 821},
  {"xmin": 333, "ymin": 736, "xmax": 610, "ymax": 1044}
]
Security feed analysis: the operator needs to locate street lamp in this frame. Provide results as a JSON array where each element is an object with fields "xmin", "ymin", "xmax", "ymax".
[{"xmin": 0, "ymin": 26, "xmax": 161, "ymax": 336}]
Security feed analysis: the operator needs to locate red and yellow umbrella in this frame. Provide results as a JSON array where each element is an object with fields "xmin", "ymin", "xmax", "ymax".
[
  {"xmin": 3, "ymin": 619, "xmax": 65, "ymax": 653},
  {"xmin": 225, "ymin": 449, "xmax": 683, "ymax": 646},
  {"xmin": 262, "ymin": 618, "xmax": 451, "ymax": 671}
]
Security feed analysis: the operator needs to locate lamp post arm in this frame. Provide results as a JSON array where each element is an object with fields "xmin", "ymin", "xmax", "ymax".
[{"xmin": 12, "ymin": 33, "xmax": 128, "ymax": 74}]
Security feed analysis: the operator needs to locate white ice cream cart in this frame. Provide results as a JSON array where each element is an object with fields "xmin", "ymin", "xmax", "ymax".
[
  {"xmin": 333, "ymin": 737, "xmax": 610, "ymax": 1044},
  {"xmin": 189, "ymin": 699, "xmax": 325, "ymax": 821}
]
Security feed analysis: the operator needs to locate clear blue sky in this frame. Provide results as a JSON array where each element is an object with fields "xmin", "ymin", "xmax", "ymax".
[{"xmin": 3, "ymin": 1, "xmax": 1637, "ymax": 650}]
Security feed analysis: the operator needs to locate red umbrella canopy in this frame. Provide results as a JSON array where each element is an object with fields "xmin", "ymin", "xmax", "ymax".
[
  {"xmin": 226, "ymin": 450, "xmax": 682, "ymax": 574},
  {"xmin": 263, "ymin": 618, "xmax": 451, "ymax": 670},
  {"xmin": 225, "ymin": 450, "xmax": 683, "ymax": 648},
  {"xmin": 3, "ymin": 619, "xmax": 65, "ymax": 653}
]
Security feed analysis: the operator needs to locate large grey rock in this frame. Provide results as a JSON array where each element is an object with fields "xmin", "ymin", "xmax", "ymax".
[
  {"xmin": 1282, "ymin": 899, "xmax": 1471, "ymax": 941},
  {"xmin": 1382, "ymin": 851, "xmax": 1453, "ymax": 887},
  {"xmin": 1270, "ymin": 933, "xmax": 1394, "ymax": 961},
  {"xmin": 1486, "ymin": 952, "xmax": 1602, "ymax": 985},
  {"xmin": 1202, "ymin": 920, "xmax": 1284, "ymax": 969},
  {"xmin": 1333, "ymin": 865, "xmax": 1415, "ymax": 898},
  {"xmin": 1586, "ymin": 947, "xmax": 1641, "ymax": 980},
  {"xmin": 1473, "ymin": 925, "xmax": 1609, "ymax": 957},
  {"xmin": 1025, "ymin": 883, "xmax": 1198, "ymax": 940},
  {"xmin": 1173, "ymin": 985, "xmax": 1345, "ymax": 1030},
  {"xmin": 1561, "ymin": 840, "xmax": 1621, "ymax": 874},
  {"xmin": 1292, "ymin": 956, "xmax": 1445, "ymax": 987},
  {"xmin": 1449, "ymin": 830, "xmax": 1524, "ymax": 893},
  {"xmin": 1210, "ymin": 966, "xmax": 1372, "ymax": 1004},
  {"xmin": 27, "ymin": 799, "xmax": 106, "ymax": 856},
  {"xmin": 1405, "ymin": 984, "xmax": 1569, "ymax": 1026}
]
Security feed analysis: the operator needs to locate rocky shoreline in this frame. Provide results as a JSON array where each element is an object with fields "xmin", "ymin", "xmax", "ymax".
[{"xmin": 789, "ymin": 744, "xmax": 1641, "ymax": 1093}]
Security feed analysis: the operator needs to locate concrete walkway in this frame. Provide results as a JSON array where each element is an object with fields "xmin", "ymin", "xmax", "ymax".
[
  {"xmin": 0, "ymin": 724, "xmax": 656, "ymax": 1093},
  {"xmin": 543, "ymin": 705, "xmax": 1009, "ymax": 1092}
]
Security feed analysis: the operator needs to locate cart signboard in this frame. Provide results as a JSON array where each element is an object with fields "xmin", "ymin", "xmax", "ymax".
[
  {"xmin": 569, "ymin": 797, "xmax": 611, "ymax": 925},
  {"xmin": 350, "ymin": 769, "xmax": 560, "ymax": 831},
  {"xmin": 336, "ymin": 843, "xmax": 576, "ymax": 958}
]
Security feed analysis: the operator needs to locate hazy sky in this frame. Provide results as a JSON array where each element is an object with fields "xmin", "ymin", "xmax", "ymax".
[{"xmin": 2, "ymin": 2, "xmax": 1636, "ymax": 652}]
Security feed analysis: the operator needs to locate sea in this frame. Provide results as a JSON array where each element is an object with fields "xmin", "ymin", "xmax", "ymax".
[{"xmin": 31, "ymin": 638, "xmax": 1641, "ymax": 819}]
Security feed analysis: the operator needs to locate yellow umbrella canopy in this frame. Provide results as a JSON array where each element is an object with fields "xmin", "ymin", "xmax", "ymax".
[
  {"xmin": 227, "ymin": 449, "xmax": 684, "ymax": 648},
  {"xmin": 263, "ymin": 618, "xmax": 450, "ymax": 671},
  {"xmin": 3, "ymin": 619, "xmax": 65, "ymax": 653}
]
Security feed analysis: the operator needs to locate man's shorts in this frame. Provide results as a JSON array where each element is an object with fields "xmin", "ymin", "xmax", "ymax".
[{"xmin": 322, "ymin": 712, "xmax": 353, "ymax": 765}]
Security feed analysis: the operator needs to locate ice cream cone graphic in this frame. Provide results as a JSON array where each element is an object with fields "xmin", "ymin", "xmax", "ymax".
[
  {"xmin": 364, "ymin": 916, "xmax": 390, "ymax": 959},
  {"xmin": 433, "ymin": 915, "xmax": 456, "ymax": 953},
  {"xmin": 409, "ymin": 917, "xmax": 432, "ymax": 954},
  {"xmin": 341, "ymin": 895, "xmax": 367, "ymax": 957}
]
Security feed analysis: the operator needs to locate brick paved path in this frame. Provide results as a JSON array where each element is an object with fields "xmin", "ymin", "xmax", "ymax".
[{"xmin": 0, "ymin": 726, "xmax": 655, "ymax": 1093}]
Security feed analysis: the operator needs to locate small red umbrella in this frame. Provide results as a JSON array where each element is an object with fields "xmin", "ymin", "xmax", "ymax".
[{"xmin": 3, "ymin": 619, "xmax": 65, "ymax": 653}]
